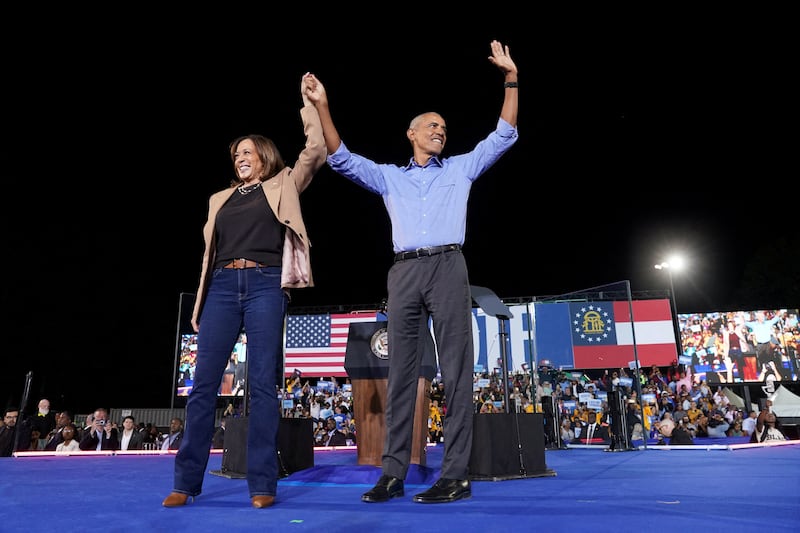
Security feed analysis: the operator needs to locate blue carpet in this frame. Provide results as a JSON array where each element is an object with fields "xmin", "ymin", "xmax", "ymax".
[{"xmin": 2, "ymin": 442, "xmax": 799, "ymax": 532}]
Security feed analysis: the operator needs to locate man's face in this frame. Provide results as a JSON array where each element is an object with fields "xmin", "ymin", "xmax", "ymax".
[
  {"xmin": 408, "ymin": 113, "xmax": 447, "ymax": 156},
  {"xmin": 4, "ymin": 411, "xmax": 19, "ymax": 427}
]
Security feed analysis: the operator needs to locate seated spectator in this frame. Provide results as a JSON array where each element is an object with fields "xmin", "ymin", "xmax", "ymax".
[
  {"xmin": 82, "ymin": 414, "xmax": 94, "ymax": 434},
  {"xmin": 56, "ymin": 424, "xmax": 81, "ymax": 452},
  {"xmin": 724, "ymin": 405, "xmax": 742, "ymax": 425},
  {"xmin": 727, "ymin": 421, "xmax": 745, "ymax": 437},
  {"xmin": 30, "ymin": 398, "xmax": 56, "ymax": 439},
  {"xmin": 573, "ymin": 411, "xmax": 608, "ymax": 444},
  {"xmin": 44, "ymin": 411, "xmax": 76, "ymax": 451},
  {"xmin": 119, "ymin": 415, "xmax": 144, "ymax": 451},
  {"xmin": 560, "ymin": 418, "xmax": 574, "ymax": 444},
  {"xmin": 657, "ymin": 392, "xmax": 674, "ymax": 417},
  {"xmin": 161, "ymin": 418, "xmax": 184, "ymax": 451},
  {"xmin": 1, "ymin": 407, "xmax": 32, "ymax": 456},
  {"xmin": 669, "ymin": 418, "xmax": 694, "ymax": 445},
  {"xmin": 679, "ymin": 415, "xmax": 699, "ymax": 439},
  {"xmin": 79, "ymin": 408, "xmax": 119, "ymax": 451},
  {"xmin": 741, "ymin": 410, "xmax": 758, "ymax": 436},
  {"xmin": 653, "ymin": 412, "xmax": 675, "ymax": 444},
  {"xmin": 323, "ymin": 418, "xmax": 347, "ymax": 447},
  {"xmin": 27, "ymin": 429, "xmax": 45, "ymax": 450},
  {"xmin": 143, "ymin": 424, "xmax": 161, "ymax": 448},
  {"xmin": 706, "ymin": 411, "xmax": 730, "ymax": 438},
  {"xmin": 313, "ymin": 420, "xmax": 328, "ymax": 447},
  {"xmin": 686, "ymin": 401, "xmax": 703, "ymax": 425},
  {"xmin": 672, "ymin": 402, "xmax": 688, "ymax": 425},
  {"xmin": 694, "ymin": 414, "xmax": 710, "ymax": 437}
]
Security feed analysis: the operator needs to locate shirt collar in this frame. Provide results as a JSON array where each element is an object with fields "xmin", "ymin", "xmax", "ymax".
[{"xmin": 404, "ymin": 155, "xmax": 442, "ymax": 170}]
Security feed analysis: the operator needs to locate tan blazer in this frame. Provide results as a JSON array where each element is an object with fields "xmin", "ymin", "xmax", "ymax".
[{"xmin": 191, "ymin": 105, "xmax": 326, "ymax": 326}]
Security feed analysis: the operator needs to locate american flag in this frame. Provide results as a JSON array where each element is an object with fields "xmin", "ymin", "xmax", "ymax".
[{"xmin": 284, "ymin": 312, "xmax": 378, "ymax": 377}]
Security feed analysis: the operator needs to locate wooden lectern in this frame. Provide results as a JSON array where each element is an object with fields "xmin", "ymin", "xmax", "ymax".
[{"xmin": 344, "ymin": 321, "xmax": 436, "ymax": 466}]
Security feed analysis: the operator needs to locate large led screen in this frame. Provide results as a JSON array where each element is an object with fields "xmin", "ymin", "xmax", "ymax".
[
  {"xmin": 176, "ymin": 332, "xmax": 247, "ymax": 397},
  {"xmin": 678, "ymin": 308, "xmax": 799, "ymax": 384}
]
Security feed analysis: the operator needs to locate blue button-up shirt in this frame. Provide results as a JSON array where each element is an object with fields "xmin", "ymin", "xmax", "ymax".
[{"xmin": 327, "ymin": 118, "xmax": 518, "ymax": 253}]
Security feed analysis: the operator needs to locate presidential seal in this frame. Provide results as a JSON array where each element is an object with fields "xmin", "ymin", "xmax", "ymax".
[{"xmin": 370, "ymin": 327, "xmax": 389, "ymax": 360}]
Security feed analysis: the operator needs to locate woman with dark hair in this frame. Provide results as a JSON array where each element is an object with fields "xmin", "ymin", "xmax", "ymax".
[{"xmin": 162, "ymin": 73, "xmax": 325, "ymax": 510}]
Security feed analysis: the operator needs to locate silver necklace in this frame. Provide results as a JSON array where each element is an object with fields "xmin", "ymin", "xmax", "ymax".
[{"xmin": 237, "ymin": 182, "xmax": 262, "ymax": 195}]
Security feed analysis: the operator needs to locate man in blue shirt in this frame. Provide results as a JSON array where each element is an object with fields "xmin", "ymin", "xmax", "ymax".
[
  {"xmin": 305, "ymin": 39, "xmax": 518, "ymax": 504},
  {"xmin": 742, "ymin": 311, "xmax": 785, "ymax": 381}
]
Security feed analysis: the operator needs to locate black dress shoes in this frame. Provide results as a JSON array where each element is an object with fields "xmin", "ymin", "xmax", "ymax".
[
  {"xmin": 361, "ymin": 474, "xmax": 404, "ymax": 503},
  {"xmin": 413, "ymin": 478, "xmax": 471, "ymax": 503}
]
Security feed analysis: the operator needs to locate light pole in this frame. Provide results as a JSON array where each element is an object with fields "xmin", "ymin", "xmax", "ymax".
[
  {"xmin": 655, "ymin": 257, "xmax": 685, "ymax": 362},
  {"xmin": 654, "ymin": 262, "xmax": 678, "ymax": 314}
]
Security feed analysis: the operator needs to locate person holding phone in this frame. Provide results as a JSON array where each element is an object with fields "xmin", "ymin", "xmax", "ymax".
[
  {"xmin": 750, "ymin": 399, "xmax": 787, "ymax": 442},
  {"xmin": 78, "ymin": 408, "xmax": 119, "ymax": 451}
]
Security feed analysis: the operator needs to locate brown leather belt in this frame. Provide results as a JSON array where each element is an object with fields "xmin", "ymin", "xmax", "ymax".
[
  {"xmin": 223, "ymin": 259, "xmax": 265, "ymax": 269},
  {"xmin": 394, "ymin": 244, "xmax": 461, "ymax": 262}
]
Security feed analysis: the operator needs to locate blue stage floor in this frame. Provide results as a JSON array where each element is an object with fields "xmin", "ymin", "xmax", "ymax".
[{"xmin": 3, "ymin": 441, "xmax": 799, "ymax": 532}]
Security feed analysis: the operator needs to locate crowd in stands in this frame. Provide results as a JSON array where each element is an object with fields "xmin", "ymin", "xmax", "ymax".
[
  {"xmin": 2, "ymin": 362, "xmax": 791, "ymax": 457},
  {"xmin": 539, "ymin": 364, "xmax": 790, "ymax": 447},
  {"xmin": 0, "ymin": 402, "xmax": 186, "ymax": 456},
  {"xmin": 276, "ymin": 363, "xmax": 791, "ymax": 448}
]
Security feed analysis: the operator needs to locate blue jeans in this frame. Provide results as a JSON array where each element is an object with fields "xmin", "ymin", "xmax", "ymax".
[{"xmin": 173, "ymin": 266, "xmax": 287, "ymax": 498}]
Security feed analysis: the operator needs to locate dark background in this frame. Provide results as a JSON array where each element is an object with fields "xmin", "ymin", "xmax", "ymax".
[{"xmin": 1, "ymin": 14, "xmax": 796, "ymax": 414}]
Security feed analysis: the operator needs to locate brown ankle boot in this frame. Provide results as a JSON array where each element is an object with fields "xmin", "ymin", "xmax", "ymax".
[
  {"xmin": 162, "ymin": 492, "xmax": 191, "ymax": 507},
  {"xmin": 251, "ymin": 495, "xmax": 275, "ymax": 508}
]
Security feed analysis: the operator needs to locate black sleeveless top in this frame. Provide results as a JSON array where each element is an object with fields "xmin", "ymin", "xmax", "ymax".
[{"xmin": 213, "ymin": 184, "xmax": 285, "ymax": 269}]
